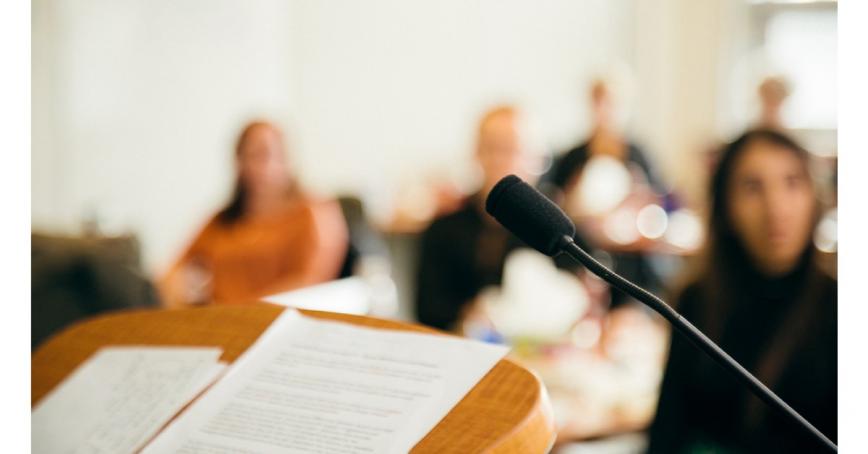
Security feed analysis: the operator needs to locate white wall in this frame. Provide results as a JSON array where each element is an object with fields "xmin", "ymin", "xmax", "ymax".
[
  {"xmin": 32, "ymin": 0, "xmax": 638, "ymax": 273},
  {"xmin": 289, "ymin": 0, "xmax": 634, "ymax": 197},
  {"xmin": 631, "ymin": 0, "xmax": 747, "ymax": 203},
  {"xmin": 32, "ymin": 0, "xmax": 295, "ymax": 272}
]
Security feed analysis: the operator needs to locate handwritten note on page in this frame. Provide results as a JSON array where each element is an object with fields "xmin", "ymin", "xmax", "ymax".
[
  {"xmin": 32, "ymin": 347, "xmax": 226, "ymax": 454},
  {"xmin": 144, "ymin": 310, "xmax": 509, "ymax": 453}
]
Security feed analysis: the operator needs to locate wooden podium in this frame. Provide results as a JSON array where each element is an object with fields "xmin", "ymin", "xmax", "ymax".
[{"xmin": 32, "ymin": 303, "xmax": 556, "ymax": 453}]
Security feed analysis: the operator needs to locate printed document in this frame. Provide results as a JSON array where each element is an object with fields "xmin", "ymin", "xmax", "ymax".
[{"xmin": 144, "ymin": 310, "xmax": 508, "ymax": 453}]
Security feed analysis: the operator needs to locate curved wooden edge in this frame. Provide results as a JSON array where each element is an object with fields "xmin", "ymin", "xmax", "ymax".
[
  {"xmin": 490, "ymin": 374, "xmax": 557, "ymax": 454},
  {"xmin": 32, "ymin": 303, "xmax": 556, "ymax": 453}
]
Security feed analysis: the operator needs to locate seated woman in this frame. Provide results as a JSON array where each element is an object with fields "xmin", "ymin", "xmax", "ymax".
[
  {"xmin": 160, "ymin": 121, "xmax": 348, "ymax": 307},
  {"xmin": 647, "ymin": 130, "xmax": 837, "ymax": 452}
]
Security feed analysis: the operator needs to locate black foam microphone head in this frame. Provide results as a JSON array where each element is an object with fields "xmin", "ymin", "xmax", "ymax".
[{"xmin": 485, "ymin": 175, "xmax": 576, "ymax": 256}]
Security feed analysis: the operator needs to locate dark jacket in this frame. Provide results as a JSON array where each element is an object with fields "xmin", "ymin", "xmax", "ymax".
[
  {"xmin": 647, "ymin": 255, "xmax": 837, "ymax": 453},
  {"xmin": 415, "ymin": 196, "xmax": 524, "ymax": 331},
  {"xmin": 543, "ymin": 140, "xmax": 667, "ymax": 308},
  {"xmin": 415, "ymin": 191, "xmax": 596, "ymax": 331},
  {"xmin": 547, "ymin": 140, "xmax": 667, "ymax": 195}
]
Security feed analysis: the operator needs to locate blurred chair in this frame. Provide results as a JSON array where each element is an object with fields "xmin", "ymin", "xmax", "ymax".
[
  {"xmin": 336, "ymin": 195, "xmax": 388, "ymax": 278},
  {"xmin": 31, "ymin": 233, "xmax": 158, "ymax": 349},
  {"xmin": 335, "ymin": 195, "xmax": 399, "ymax": 317}
]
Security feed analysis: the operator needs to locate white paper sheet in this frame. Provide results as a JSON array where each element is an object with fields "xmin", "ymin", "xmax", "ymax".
[
  {"xmin": 144, "ymin": 310, "xmax": 509, "ymax": 454},
  {"xmin": 32, "ymin": 346, "xmax": 226, "ymax": 454},
  {"xmin": 263, "ymin": 277, "xmax": 371, "ymax": 315}
]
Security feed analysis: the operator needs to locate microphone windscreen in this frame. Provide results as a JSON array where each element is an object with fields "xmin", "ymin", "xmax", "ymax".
[{"xmin": 485, "ymin": 175, "xmax": 576, "ymax": 256}]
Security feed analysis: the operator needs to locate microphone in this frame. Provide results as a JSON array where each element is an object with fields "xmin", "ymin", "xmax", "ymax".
[{"xmin": 485, "ymin": 174, "xmax": 837, "ymax": 452}]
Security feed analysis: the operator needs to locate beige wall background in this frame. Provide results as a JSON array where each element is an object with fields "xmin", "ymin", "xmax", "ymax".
[{"xmin": 32, "ymin": 0, "xmax": 792, "ymax": 274}]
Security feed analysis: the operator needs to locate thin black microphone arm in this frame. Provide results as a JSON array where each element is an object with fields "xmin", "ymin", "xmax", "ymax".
[{"xmin": 556, "ymin": 234, "xmax": 837, "ymax": 452}]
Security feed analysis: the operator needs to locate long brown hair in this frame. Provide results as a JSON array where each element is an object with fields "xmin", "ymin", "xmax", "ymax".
[
  {"xmin": 694, "ymin": 129, "xmax": 822, "ymax": 318},
  {"xmin": 217, "ymin": 121, "xmax": 300, "ymax": 224},
  {"xmin": 685, "ymin": 129, "xmax": 831, "ymax": 429}
]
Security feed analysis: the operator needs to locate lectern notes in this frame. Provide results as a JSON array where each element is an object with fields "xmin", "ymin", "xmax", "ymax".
[
  {"xmin": 32, "ymin": 347, "xmax": 226, "ymax": 454},
  {"xmin": 144, "ymin": 310, "xmax": 508, "ymax": 453}
]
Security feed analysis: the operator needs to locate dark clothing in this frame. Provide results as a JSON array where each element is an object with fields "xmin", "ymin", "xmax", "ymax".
[
  {"xmin": 336, "ymin": 195, "xmax": 387, "ymax": 278},
  {"xmin": 415, "ymin": 192, "xmax": 595, "ymax": 331},
  {"xmin": 547, "ymin": 140, "xmax": 667, "ymax": 195},
  {"xmin": 647, "ymin": 257, "xmax": 837, "ymax": 453},
  {"xmin": 544, "ymin": 140, "xmax": 667, "ymax": 308},
  {"xmin": 415, "ymin": 197, "xmax": 525, "ymax": 331}
]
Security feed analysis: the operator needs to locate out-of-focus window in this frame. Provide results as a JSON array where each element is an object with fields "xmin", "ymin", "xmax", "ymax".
[{"xmin": 763, "ymin": 6, "xmax": 837, "ymax": 130}]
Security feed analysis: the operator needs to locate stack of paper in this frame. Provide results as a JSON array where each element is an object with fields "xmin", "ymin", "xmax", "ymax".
[
  {"xmin": 32, "ymin": 310, "xmax": 508, "ymax": 454},
  {"xmin": 32, "ymin": 347, "xmax": 226, "ymax": 454},
  {"xmin": 145, "ymin": 310, "xmax": 508, "ymax": 453}
]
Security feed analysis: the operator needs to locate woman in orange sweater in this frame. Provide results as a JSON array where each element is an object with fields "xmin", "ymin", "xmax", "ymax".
[{"xmin": 160, "ymin": 121, "xmax": 348, "ymax": 308}]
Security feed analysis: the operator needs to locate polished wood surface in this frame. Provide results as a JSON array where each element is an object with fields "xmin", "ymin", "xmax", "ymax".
[{"xmin": 32, "ymin": 303, "xmax": 555, "ymax": 453}]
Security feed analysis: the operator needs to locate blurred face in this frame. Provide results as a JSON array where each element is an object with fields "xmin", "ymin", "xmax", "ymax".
[
  {"xmin": 759, "ymin": 78, "xmax": 789, "ymax": 112},
  {"xmin": 237, "ymin": 124, "xmax": 290, "ymax": 197},
  {"xmin": 726, "ymin": 140, "xmax": 816, "ymax": 276},
  {"xmin": 476, "ymin": 112, "xmax": 526, "ymax": 193}
]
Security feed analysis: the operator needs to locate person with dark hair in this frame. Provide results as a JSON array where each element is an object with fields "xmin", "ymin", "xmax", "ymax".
[
  {"xmin": 548, "ymin": 78, "xmax": 666, "ymax": 195},
  {"xmin": 647, "ymin": 129, "xmax": 837, "ymax": 453},
  {"xmin": 159, "ymin": 121, "xmax": 348, "ymax": 307},
  {"xmin": 545, "ymin": 77, "xmax": 667, "ymax": 309}
]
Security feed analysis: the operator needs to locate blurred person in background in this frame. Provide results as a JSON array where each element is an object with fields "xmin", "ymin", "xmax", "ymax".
[
  {"xmin": 548, "ymin": 76, "xmax": 668, "ymax": 197},
  {"xmin": 698, "ymin": 76, "xmax": 794, "ymax": 195},
  {"xmin": 647, "ymin": 129, "xmax": 836, "ymax": 453},
  {"xmin": 160, "ymin": 121, "xmax": 348, "ymax": 307},
  {"xmin": 546, "ymin": 76, "xmax": 668, "ymax": 310},
  {"xmin": 756, "ymin": 75, "xmax": 791, "ymax": 131},
  {"xmin": 415, "ymin": 106, "xmax": 536, "ymax": 332},
  {"xmin": 415, "ymin": 107, "xmax": 668, "ymax": 443}
]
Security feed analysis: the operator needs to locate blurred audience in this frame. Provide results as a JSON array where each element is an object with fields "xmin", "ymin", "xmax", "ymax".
[
  {"xmin": 546, "ymin": 77, "xmax": 667, "ymax": 309},
  {"xmin": 415, "ymin": 106, "xmax": 537, "ymax": 332},
  {"xmin": 159, "ymin": 121, "xmax": 348, "ymax": 307},
  {"xmin": 548, "ymin": 77, "xmax": 667, "ymax": 196},
  {"xmin": 648, "ymin": 130, "xmax": 836, "ymax": 452}
]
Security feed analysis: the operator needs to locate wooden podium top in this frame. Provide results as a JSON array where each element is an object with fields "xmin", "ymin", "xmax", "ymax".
[{"xmin": 32, "ymin": 303, "xmax": 556, "ymax": 453}]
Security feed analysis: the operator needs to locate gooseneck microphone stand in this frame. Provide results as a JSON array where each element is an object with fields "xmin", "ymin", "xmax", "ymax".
[
  {"xmin": 485, "ymin": 174, "xmax": 837, "ymax": 451},
  {"xmin": 556, "ymin": 234, "xmax": 837, "ymax": 452}
]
